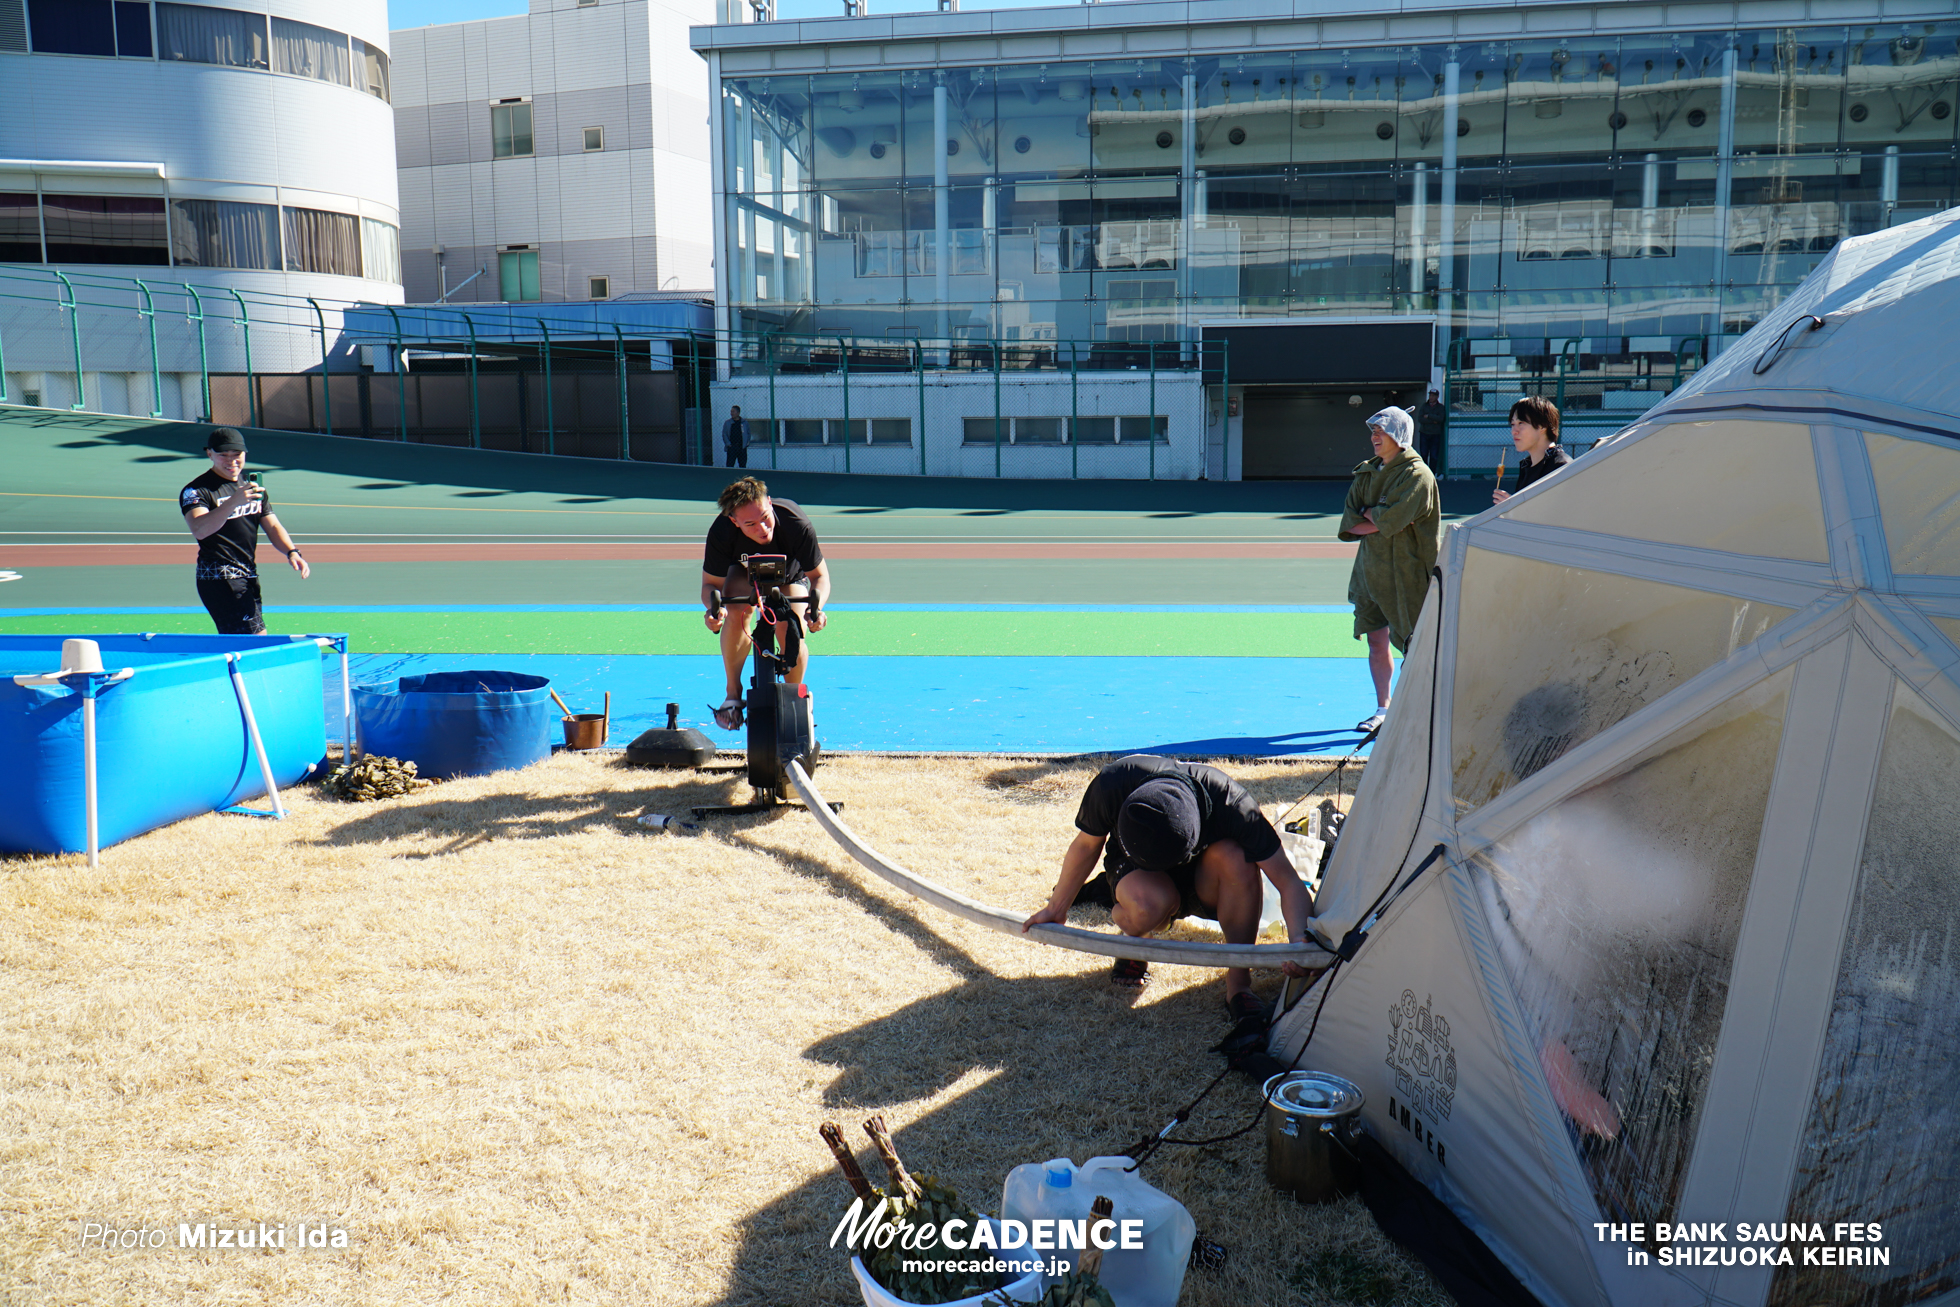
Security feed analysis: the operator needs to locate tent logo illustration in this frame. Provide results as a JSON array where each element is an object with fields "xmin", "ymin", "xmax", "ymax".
[{"xmin": 1387, "ymin": 990, "xmax": 1458, "ymax": 1124}]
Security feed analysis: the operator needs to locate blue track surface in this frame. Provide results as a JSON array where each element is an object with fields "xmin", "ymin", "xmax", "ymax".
[{"xmin": 343, "ymin": 653, "xmax": 1379, "ymax": 756}]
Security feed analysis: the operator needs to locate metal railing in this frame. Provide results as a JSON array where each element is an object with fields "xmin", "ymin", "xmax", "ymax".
[
  {"xmin": 1, "ymin": 269, "xmax": 1234, "ymax": 478},
  {"xmin": 1440, "ymin": 334, "xmax": 1706, "ymax": 474}
]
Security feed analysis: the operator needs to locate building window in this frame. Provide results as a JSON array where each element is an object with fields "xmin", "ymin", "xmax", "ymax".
[
  {"xmin": 870, "ymin": 419, "xmax": 910, "ymax": 445},
  {"xmin": 499, "ymin": 249, "xmax": 540, "ymax": 301},
  {"xmin": 28, "ymin": 0, "xmax": 111, "ymax": 55},
  {"xmin": 361, "ymin": 217, "xmax": 400, "ymax": 284},
  {"xmin": 588, "ymin": 275, "xmax": 609, "ymax": 299},
  {"xmin": 270, "ymin": 16, "xmax": 350, "ymax": 87},
  {"xmin": 1, "ymin": 193, "xmax": 43, "ymax": 262},
  {"xmin": 113, "ymin": 1, "xmax": 149, "ymax": 56},
  {"xmin": 155, "ymin": 4, "xmax": 267, "ymax": 68},
  {"xmin": 491, "ymin": 102, "xmax": 534, "ymax": 159},
  {"xmin": 352, "ymin": 38, "xmax": 389, "ymax": 102},
  {"xmin": 282, "ymin": 206, "xmax": 360, "ymax": 276},
  {"xmin": 170, "ymin": 198, "xmax": 279, "ymax": 269},
  {"xmin": 42, "ymin": 194, "xmax": 169, "ymax": 265},
  {"xmin": 583, "ymin": 126, "xmax": 604, "ymax": 152},
  {"xmin": 962, "ymin": 416, "xmax": 1167, "ymax": 445}
]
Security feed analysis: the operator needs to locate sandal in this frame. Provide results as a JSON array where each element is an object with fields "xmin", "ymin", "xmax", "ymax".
[
  {"xmin": 1111, "ymin": 957, "xmax": 1149, "ymax": 988},
  {"xmin": 710, "ymin": 696, "xmax": 745, "ymax": 731},
  {"xmin": 1226, "ymin": 991, "xmax": 1269, "ymax": 1028}
]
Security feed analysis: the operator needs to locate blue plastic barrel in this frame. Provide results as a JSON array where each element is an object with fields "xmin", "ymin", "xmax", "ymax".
[{"xmin": 353, "ymin": 670, "xmax": 552, "ymax": 780}]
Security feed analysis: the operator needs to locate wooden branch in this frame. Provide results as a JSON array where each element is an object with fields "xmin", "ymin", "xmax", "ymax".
[
  {"xmin": 818, "ymin": 1121, "xmax": 879, "ymax": 1202},
  {"xmin": 1080, "ymin": 1196, "xmax": 1116, "ymax": 1279},
  {"xmin": 862, "ymin": 1115, "xmax": 922, "ymax": 1202}
]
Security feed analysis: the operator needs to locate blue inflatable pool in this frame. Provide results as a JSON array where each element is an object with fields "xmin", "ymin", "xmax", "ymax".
[{"xmin": 0, "ymin": 634, "xmax": 331, "ymax": 856}]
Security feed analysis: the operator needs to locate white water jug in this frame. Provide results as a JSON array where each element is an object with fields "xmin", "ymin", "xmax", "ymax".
[{"xmin": 1000, "ymin": 1156, "xmax": 1195, "ymax": 1307}]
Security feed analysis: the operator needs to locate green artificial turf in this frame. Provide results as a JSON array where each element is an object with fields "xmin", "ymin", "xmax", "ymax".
[{"xmin": 0, "ymin": 610, "xmax": 1364, "ymax": 657}]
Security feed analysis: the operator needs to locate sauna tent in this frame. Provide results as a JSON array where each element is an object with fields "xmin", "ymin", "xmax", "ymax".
[{"xmin": 1271, "ymin": 208, "xmax": 1960, "ymax": 1307}]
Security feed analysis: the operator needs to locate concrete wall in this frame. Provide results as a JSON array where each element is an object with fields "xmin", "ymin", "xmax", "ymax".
[{"xmin": 392, "ymin": 0, "xmax": 714, "ymax": 305}]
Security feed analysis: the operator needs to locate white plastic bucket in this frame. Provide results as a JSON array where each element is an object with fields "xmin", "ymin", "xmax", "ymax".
[{"xmin": 849, "ymin": 1217, "xmax": 1047, "ymax": 1307}]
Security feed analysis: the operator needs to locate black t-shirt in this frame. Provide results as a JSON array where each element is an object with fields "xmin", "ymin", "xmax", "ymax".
[
  {"xmin": 702, "ymin": 497, "xmax": 823, "ymax": 583},
  {"xmin": 1512, "ymin": 444, "xmax": 1571, "ymax": 494},
  {"xmin": 1075, "ymin": 755, "xmax": 1282, "ymax": 874},
  {"xmin": 180, "ymin": 470, "xmax": 268, "ymax": 579}
]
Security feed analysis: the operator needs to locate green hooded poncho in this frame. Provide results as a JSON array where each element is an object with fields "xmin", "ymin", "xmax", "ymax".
[{"xmin": 1337, "ymin": 445, "xmax": 1442, "ymax": 652}]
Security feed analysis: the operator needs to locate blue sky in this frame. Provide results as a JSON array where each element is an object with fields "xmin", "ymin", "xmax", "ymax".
[{"xmin": 387, "ymin": 0, "xmax": 1051, "ymax": 29}]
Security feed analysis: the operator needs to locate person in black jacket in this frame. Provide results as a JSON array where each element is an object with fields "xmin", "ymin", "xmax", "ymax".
[{"xmin": 1493, "ymin": 396, "xmax": 1570, "ymax": 504}]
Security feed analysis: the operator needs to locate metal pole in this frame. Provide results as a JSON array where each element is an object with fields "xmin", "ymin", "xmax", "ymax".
[
  {"xmin": 182, "ymin": 283, "xmax": 211, "ymax": 420},
  {"xmin": 309, "ymin": 297, "xmax": 332, "ymax": 435},
  {"xmin": 460, "ymin": 311, "xmax": 480, "ymax": 448},
  {"xmin": 1711, "ymin": 41, "xmax": 1738, "ymax": 334},
  {"xmin": 83, "ymin": 689, "xmax": 100, "ymax": 867},
  {"xmin": 337, "ymin": 638, "xmax": 353, "ymax": 760},
  {"xmin": 767, "ymin": 332, "xmax": 779, "ymax": 470},
  {"xmin": 52, "ymin": 270, "xmax": 86, "ymax": 410},
  {"xmin": 226, "ymin": 653, "xmax": 287, "ymax": 819},
  {"xmin": 1070, "ymin": 340, "xmax": 1079, "ymax": 479},
  {"xmin": 993, "ymin": 333, "xmax": 1002, "ymax": 478},
  {"xmin": 0, "ymin": 312, "xmax": 9, "ymax": 403},
  {"xmin": 613, "ymin": 323, "xmax": 629, "ymax": 459},
  {"xmin": 384, "ymin": 305, "xmax": 408, "ymax": 441},
  {"xmin": 227, "ymin": 288, "xmax": 257, "ymax": 427},
  {"xmin": 1439, "ymin": 53, "xmax": 1459, "ymax": 300},
  {"xmin": 1220, "ymin": 336, "xmax": 1230, "ymax": 481},
  {"xmin": 133, "ymin": 279, "xmax": 164, "ymax": 417},
  {"xmin": 839, "ymin": 335, "xmax": 850, "ymax": 474},
  {"xmin": 933, "ymin": 73, "xmax": 950, "ymax": 351},
  {"xmin": 538, "ymin": 316, "xmax": 554, "ymax": 455},
  {"xmin": 916, "ymin": 334, "xmax": 925, "ymax": 476},
  {"xmin": 1148, "ymin": 341, "xmax": 1156, "ymax": 480}
]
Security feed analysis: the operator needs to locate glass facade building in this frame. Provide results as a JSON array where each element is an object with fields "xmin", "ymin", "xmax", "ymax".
[{"xmin": 713, "ymin": 21, "xmax": 1958, "ymax": 352}]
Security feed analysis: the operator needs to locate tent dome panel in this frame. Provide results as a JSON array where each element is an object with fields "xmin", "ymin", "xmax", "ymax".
[
  {"xmin": 1654, "ymin": 207, "xmax": 1960, "ymax": 423},
  {"xmin": 1771, "ymin": 681, "xmax": 1960, "ymax": 1307},
  {"xmin": 1934, "ymin": 617, "xmax": 1960, "ymax": 653},
  {"xmin": 1452, "ymin": 548, "xmax": 1793, "ymax": 812},
  {"xmin": 1505, "ymin": 420, "xmax": 1829, "ymax": 564},
  {"xmin": 1862, "ymin": 431, "xmax": 1960, "ymax": 578}
]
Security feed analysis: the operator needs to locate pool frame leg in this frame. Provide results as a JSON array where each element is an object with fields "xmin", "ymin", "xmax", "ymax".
[{"xmin": 222, "ymin": 654, "xmax": 286, "ymax": 820}]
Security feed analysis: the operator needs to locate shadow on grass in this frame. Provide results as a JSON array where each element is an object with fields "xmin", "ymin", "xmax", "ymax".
[
  {"xmin": 304, "ymin": 765, "xmax": 761, "ymax": 852},
  {"xmin": 706, "ymin": 976, "xmax": 1230, "ymax": 1307}
]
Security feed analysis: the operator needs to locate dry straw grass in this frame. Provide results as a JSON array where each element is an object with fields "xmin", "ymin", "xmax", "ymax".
[{"xmin": 2, "ymin": 750, "xmax": 1452, "ymax": 1307}]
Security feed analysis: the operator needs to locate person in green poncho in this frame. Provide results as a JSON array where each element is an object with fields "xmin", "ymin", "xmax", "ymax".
[{"xmin": 1338, "ymin": 407, "xmax": 1442, "ymax": 734}]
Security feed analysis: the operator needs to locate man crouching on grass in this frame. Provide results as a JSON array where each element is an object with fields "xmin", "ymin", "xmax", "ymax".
[{"xmin": 1022, "ymin": 755, "xmax": 1315, "ymax": 1024}]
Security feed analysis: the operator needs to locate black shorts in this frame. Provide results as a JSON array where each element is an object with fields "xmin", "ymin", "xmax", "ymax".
[
  {"xmin": 1108, "ymin": 858, "xmax": 1212, "ymax": 922},
  {"xmin": 196, "ymin": 576, "xmax": 264, "ymax": 635}
]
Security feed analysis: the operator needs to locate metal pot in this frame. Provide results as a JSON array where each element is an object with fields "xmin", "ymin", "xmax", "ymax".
[{"xmin": 1263, "ymin": 1071, "xmax": 1365, "ymax": 1203}]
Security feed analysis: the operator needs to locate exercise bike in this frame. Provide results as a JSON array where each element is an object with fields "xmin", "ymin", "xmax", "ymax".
[{"xmin": 693, "ymin": 553, "xmax": 839, "ymax": 819}]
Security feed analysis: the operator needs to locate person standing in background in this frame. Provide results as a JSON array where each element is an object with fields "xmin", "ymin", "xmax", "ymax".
[
  {"xmin": 1338, "ymin": 408, "xmax": 1441, "ymax": 735},
  {"xmin": 720, "ymin": 405, "xmax": 751, "ymax": 469},
  {"xmin": 1417, "ymin": 388, "xmax": 1449, "ymax": 468},
  {"xmin": 180, "ymin": 427, "xmax": 309, "ymax": 634},
  {"xmin": 1492, "ymin": 396, "xmax": 1570, "ymax": 504}
]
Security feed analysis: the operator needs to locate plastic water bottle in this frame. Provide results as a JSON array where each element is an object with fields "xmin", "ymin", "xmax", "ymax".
[{"xmin": 1000, "ymin": 1156, "xmax": 1195, "ymax": 1307}]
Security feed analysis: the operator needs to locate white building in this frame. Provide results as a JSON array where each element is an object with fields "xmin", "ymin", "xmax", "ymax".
[
  {"xmin": 390, "ymin": 0, "xmax": 716, "ymax": 308},
  {"xmin": 1, "ymin": 0, "xmax": 403, "ymax": 415}
]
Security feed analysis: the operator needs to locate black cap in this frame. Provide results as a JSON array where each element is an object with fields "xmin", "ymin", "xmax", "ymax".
[
  {"xmin": 1116, "ymin": 776, "xmax": 1203, "ymax": 872},
  {"xmin": 204, "ymin": 427, "xmax": 247, "ymax": 452}
]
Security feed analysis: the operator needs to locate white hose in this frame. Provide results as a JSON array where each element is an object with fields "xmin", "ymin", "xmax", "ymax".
[{"xmin": 787, "ymin": 761, "xmax": 1337, "ymax": 971}]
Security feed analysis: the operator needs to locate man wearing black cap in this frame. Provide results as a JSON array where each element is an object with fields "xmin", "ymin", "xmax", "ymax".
[
  {"xmin": 1023, "ymin": 755, "xmax": 1316, "ymax": 1020},
  {"xmin": 179, "ymin": 428, "xmax": 310, "ymax": 634}
]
